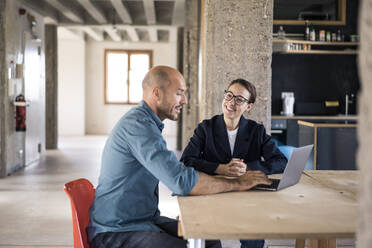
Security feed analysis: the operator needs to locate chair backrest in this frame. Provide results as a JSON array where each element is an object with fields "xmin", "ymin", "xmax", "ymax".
[{"xmin": 64, "ymin": 178, "xmax": 95, "ymax": 248}]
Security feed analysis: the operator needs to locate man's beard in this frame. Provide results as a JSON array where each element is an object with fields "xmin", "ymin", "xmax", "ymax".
[{"xmin": 158, "ymin": 101, "xmax": 179, "ymax": 121}]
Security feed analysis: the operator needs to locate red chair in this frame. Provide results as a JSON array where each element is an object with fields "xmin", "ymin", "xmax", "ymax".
[{"xmin": 64, "ymin": 178, "xmax": 95, "ymax": 248}]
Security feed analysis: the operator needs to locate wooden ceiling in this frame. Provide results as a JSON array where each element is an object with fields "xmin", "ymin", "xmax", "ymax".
[{"xmin": 18, "ymin": 0, "xmax": 185, "ymax": 42}]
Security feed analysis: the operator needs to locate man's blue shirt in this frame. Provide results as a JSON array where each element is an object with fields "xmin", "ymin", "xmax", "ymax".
[{"xmin": 87, "ymin": 101, "xmax": 199, "ymax": 241}]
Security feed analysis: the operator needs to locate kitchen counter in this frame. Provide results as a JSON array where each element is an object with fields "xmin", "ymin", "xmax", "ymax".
[
  {"xmin": 271, "ymin": 116, "xmax": 358, "ymax": 148},
  {"xmin": 298, "ymin": 120, "xmax": 357, "ymax": 170},
  {"xmin": 298, "ymin": 120, "xmax": 357, "ymax": 128},
  {"xmin": 272, "ymin": 115, "xmax": 358, "ymax": 120}
]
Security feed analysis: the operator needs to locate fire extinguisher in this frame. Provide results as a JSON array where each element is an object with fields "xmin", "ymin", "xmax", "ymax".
[{"xmin": 15, "ymin": 94, "xmax": 26, "ymax": 132}]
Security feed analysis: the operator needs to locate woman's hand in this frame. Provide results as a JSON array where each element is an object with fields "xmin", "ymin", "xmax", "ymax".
[{"xmin": 216, "ymin": 158, "xmax": 247, "ymax": 177}]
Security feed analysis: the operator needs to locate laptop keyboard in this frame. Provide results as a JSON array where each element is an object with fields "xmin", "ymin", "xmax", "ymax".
[{"xmin": 254, "ymin": 178, "xmax": 280, "ymax": 190}]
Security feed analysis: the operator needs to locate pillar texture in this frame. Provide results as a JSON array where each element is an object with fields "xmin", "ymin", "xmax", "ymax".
[
  {"xmin": 0, "ymin": 0, "xmax": 6, "ymax": 177},
  {"xmin": 357, "ymin": 0, "xmax": 372, "ymax": 246},
  {"xmin": 201, "ymin": 0, "xmax": 273, "ymax": 129},
  {"xmin": 181, "ymin": 0, "xmax": 201, "ymax": 149},
  {"xmin": 45, "ymin": 24, "xmax": 58, "ymax": 149}
]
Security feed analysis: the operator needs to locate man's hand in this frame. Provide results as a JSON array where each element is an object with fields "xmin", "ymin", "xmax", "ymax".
[
  {"xmin": 216, "ymin": 158, "xmax": 247, "ymax": 177},
  {"xmin": 237, "ymin": 170, "xmax": 272, "ymax": 191},
  {"xmin": 189, "ymin": 170, "xmax": 272, "ymax": 195}
]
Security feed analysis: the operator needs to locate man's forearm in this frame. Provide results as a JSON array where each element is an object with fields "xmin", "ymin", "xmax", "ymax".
[
  {"xmin": 189, "ymin": 171, "xmax": 272, "ymax": 196},
  {"xmin": 189, "ymin": 172, "xmax": 238, "ymax": 195}
]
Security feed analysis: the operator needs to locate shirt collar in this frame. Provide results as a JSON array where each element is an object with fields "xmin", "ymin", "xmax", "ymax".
[{"xmin": 139, "ymin": 101, "xmax": 164, "ymax": 131}]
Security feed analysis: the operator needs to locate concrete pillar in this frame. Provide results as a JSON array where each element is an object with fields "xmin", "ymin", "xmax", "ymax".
[
  {"xmin": 357, "ymin": 0, "xmax": 372, "ymax": 246},
  {"xmin": 0, "ymin": 0, "xmax": 6, "ymax": 177},
  {"xmin": 45, "ymin": 24, "xmax": 58, "ymax": 149},
  {"xmin": 200, "ymin": 0, "xmax": 273, "ymax": 129},
  {"xmin": 181, "ymin": 0, "xmax": 201, "ymax": 149}
]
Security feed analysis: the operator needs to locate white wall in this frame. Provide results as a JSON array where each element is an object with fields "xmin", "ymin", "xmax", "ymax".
[
  {"xmin": 3, "ymin": 0, "xmax": 45, "ymax": 174},
  {"xmin": 85, "ymin": 40, "xmax": 178, "ymax": 149},
  {"xmin": 58, "ymin": 29, "xmax": 85, "ymax": 136}
]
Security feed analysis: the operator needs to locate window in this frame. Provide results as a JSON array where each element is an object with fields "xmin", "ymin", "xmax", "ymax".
[{"xmin": 104, "ymin": 49, "xmax": 153, "ymax": 104}]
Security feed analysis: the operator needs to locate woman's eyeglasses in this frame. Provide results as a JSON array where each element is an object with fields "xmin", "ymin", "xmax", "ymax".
[{"xmin": 223, "ymin": 90, "xmax": 250, "ymax": 105}]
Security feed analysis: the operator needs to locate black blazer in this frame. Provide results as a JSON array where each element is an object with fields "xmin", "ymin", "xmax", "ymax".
[{"xmin": 181, "ymin": 115, "xmax": 287, "ymax": 175}]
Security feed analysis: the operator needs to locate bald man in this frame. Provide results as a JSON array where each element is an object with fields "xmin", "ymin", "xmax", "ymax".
[{"xmin": 87, "ymin": 66, "xmax": 271, "ymax": 248}]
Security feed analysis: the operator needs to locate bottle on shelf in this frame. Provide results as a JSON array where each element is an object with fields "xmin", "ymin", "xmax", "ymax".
[
  {"xmin": 326, "ymin": 31, "xmax": 331, "ymax": 42},
  {"xmin": 278, "ymin": 26, "xmax": 286, "ymax": 39},
  {"xmin": 305, "ymin": 20, "xmax": 310, "ymax": 40},
  {"xmin": 319, "ymin": 30, "xmax": 325, "ymax": 42},
  {"xmin": 310, "ymin": 26, "xmax": 316, "ymax": 41},
  {"xmin": 337, "ymin": 30, "xmax": 342, "ymax": 42}
]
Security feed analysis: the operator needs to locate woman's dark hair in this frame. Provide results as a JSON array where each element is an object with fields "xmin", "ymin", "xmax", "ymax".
[{"xmin": 228, "ymin": 78, "xmax": 256, "ymax": 104}]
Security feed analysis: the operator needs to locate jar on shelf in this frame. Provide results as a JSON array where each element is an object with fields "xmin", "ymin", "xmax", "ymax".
[
  {"xmin": 332, "ymin": 33, "xmax": 337, "ymax": 42},
  {"xmin": 350, "ymin": 34, "xmax": 359, "ymax": 42}
]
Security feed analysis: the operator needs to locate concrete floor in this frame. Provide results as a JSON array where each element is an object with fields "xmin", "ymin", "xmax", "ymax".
[
  {"xmin": 0, "ymin": 136, "xmax": 355, "ymax": 248},
  {"xmin": 0, "ymin": 136, "xmax": 103, "ymax": 247},
  {"xmin": 0, "ymin": 136, "xmax": 182, "ymax": 248}
]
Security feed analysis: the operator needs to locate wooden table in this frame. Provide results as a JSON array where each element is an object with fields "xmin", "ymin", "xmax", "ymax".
[{"xmin": 177, "ymin": 171, "xmax": 358, "ymax": 248}]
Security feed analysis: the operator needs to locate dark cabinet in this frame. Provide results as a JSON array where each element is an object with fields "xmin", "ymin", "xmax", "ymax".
[
  {"xmin": 271, "ymin": 117, "xmax": 358, "ymax": 170},
  {"xmin": 298, "ymin": 120, "xmax": 357, "ymax": 170},
  {"xmin": 271, "ymin": 119, "xmax": 299, "ymax": 147}
]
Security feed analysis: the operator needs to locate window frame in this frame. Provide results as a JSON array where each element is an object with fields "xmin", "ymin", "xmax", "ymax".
[{"xmin": 104, "ymin": 49, "xmax": 153, "ymax": 105}]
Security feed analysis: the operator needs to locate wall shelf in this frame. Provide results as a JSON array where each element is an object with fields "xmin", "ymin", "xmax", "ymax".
[
  {"xmin": 279, "ymin": 50, "xmax": 358, "ymax": 55},
  {"xmin": 272, "ymin": 39, "xmax": 359, "ymax": 55},
  {"xmin": 273, "ymin": 39, "xmax": 359, "ymax": 46}
]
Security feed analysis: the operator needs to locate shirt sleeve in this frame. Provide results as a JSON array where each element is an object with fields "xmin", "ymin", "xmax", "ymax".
[
  {"xmin": 123, "ymin": 118, "xmax": 199, "ymax": 196},
  {"xmin": 180, "ymin": 123, "xmax": 220, "ymax": 175}
]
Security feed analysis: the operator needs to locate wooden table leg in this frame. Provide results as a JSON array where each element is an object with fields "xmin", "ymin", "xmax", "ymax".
[
  {"xmin": 295, "ymin": 239, "xmax": 305, "ymax": 248},
  {"xmin": 177, "ymin": 220, "xmax": 183, "ymax": 237},
  {"xmin": 308, "ymin": 239, "xmax": 337, "ymax": 248}
]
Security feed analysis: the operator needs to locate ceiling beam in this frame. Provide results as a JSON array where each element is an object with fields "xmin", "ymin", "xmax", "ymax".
[
  {"xmin": 143, "ymin": 0, "xmax": 156, "ymax": 25},
  {"xmin": 81, "ymin": 27, "xmax": 104, "ymax": 41},
  {"xmin": 58, "ymin": 27, "xmax": 84, "ymax": 40},
  {"xmin": 125, "ymin": 27, "xmax": 139, "ymax": 42},
  {"xmin": 110, "ymin": 0, "xmax": 132, "ymax": 24},
  {"xmin": 43, "ymin": 16, "xmax": 58, "ymax": 25},
  {"xmin": 172, "ymin": 0, "xmax": 185, "ymax": 26},
  {"xmin": 104, "ymin": 27, "xmax": 121, "ymax": 42},
  {"xmin": 59, "ymin": 24, "xmax": 174, "ymax": 29},
  {"xmin": 61, "ymin": 25, "xmax": 177, "ymax": 43},
  {"xmin": 76, "ymin": 0, "xmax": 107, "ymax": 24},
  {"xmin": 147, "ymin": 27, "xmax": 158, "ymax": 42},
  {"xmin": 45, "ymin": 0, "xmax": 83, "ymax": 23}
]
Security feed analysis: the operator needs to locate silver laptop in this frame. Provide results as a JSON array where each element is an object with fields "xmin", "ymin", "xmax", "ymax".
[{"xmin": 253, "ymin": 144, "xmax": 314, "ymax": 191}]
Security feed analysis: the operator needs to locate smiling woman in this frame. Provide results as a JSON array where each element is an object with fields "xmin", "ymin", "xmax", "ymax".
[{"xmin": 181, "ymin": 78, "xmax": 288, "ymax": 248}]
